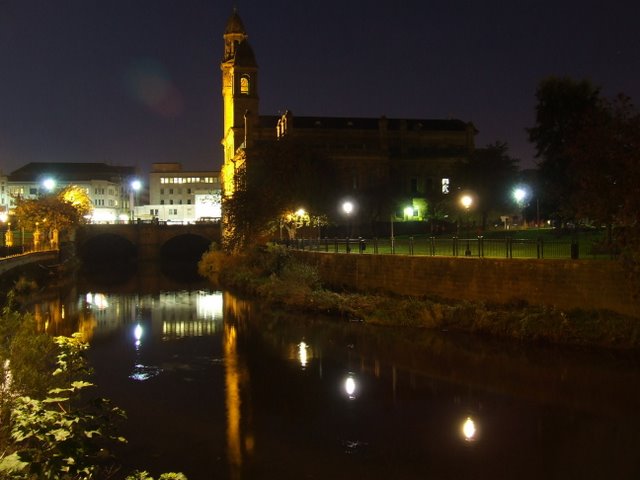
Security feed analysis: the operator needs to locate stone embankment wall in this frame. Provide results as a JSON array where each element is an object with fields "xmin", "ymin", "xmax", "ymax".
[{"xmin": 293, "ymin": 251, "xmax": 639, "ymax": 318}]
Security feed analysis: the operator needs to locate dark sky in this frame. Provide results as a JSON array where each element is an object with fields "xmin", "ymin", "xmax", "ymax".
[{"xmin": 1, "ymin": 1, "xmax": 639, "ymax": 175}]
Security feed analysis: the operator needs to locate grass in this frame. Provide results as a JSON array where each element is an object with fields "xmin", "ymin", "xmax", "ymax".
[{"xmin": 295, "ymin": 228, "xmax": 614, "ymax": 259}]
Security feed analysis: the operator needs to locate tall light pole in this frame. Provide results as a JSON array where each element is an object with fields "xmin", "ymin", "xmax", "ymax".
[
  {"xmin": 513, "ymin": 187, "xmax": 527, "ymax": 229},
  {"xmin": 342, "ymin": 201, "xmax": 354, "ymax": 252},
  {"xmin": 130, "ymin": 179, "xmax": 142, "ymax": 223},
  {"xmin": 460, "ymin": 194, "xmax": 473, "ymax": 256}
]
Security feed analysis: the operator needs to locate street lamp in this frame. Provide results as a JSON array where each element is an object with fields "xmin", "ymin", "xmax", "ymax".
[
  {"xmin": 42, "ymin": 178, "xmax": 56, "ymax": 193},
  {"xmin": 460, "ymin": 194, "xmax": 473, "ymax": 256},
  {"xmin": 342, "ymin": 201, "xmax": 354, "ymax": 252},
  {"xmin": 130, "ymin": 179, "xmax": 142, "ymax": 223},
  {"xmin": 513, "ymin": 187, "xmax": 527, "ymax": 228},
  {"xmin": 404, "ymin": 206, "xmax": 414, "ymax": 220}
]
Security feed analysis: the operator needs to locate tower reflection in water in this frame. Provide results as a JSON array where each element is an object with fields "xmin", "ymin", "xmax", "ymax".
[{"xmin": 222, "ymin": 292, "xmax": 254, "ymax": 479}]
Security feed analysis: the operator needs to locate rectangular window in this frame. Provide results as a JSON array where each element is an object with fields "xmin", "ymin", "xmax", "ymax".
[{"xmin": 441, "ymin": 178, "xmax": 450, "ymax": 194}]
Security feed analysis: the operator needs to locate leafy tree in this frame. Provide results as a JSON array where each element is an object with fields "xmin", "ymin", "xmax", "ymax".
[
  {"xmin": 527, "ymin": 77, "xmax": 601, "ymax": 221},
  {"xmin": 13, "ymin": 185, "xmax": 93, "ymax": 240},
  {"xmin": 455, "ymin": 141, "xmax": 520, "ymax": 230}
]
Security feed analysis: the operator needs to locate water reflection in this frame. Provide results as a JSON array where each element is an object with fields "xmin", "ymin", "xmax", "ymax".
[
  {"xmin": 344, "ymin": 374, "xmax": 357, "ymax": 399},
  {"xmin": 461, "ymin": 416, "xmax": 478, "ymax": 443},
  {"xmin": 27, "ymin": 275, "xmax": 640, "ymax": 480}
]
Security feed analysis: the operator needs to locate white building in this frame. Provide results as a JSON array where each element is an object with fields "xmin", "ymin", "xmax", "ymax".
[
  {"xmin": 0, "ymin": 173, "xmax": 8, "ymax": 222},
  {"xmin": 141, "ymin": 163, "xmax": 221, "ymax": 224},
  {"xmin": 6, "ymin": 162, "xmax": 139, "ymax": 223}
]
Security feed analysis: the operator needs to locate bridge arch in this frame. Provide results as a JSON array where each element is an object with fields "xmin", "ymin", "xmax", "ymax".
[
  {"xmin": 76, "ymin": 223, "xmax": 220, "ymax": 262},
  {"xmin": 77, "ymin": 233, "xmax": 137, "ymax": 263},
  {"xmin": 160, "ymin": 233, "xmax": 213, "ymax": 261}
]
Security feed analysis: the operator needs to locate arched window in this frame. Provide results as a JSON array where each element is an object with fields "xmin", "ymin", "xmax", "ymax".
[{"xmin": 240, "ymin": 75, "xmax": 250, "ymax": 95}]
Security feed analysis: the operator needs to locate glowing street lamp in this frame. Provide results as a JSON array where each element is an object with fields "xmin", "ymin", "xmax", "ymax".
[
  {"xmin": 42, "ymin": 178, "xmax": 56, "ymax": 193},
  {"xmin": 513, "ymin": 187, "xmax": 528, "ymax": 228},
  {"xmin": 404, "ymin": 206, "xmax": 414, "ymax": 220},
  {"xmin": 460, "ymin": 194, "xmax": 473, "ymax": 211},
  {"xmin": 130, "ymin": 179, "xmax": 142, "ymax": 223},
  {"xmin": 460, "ymin": 194, "xmax": 474, "ymax": 255},
  {"xmin": 342, "ymin": 201, "xmax": 354, "ymax": 249}
]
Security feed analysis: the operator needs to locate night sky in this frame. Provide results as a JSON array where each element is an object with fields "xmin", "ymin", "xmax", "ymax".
[{"xmin": 1, "ymin": 1, "xmax": 639, "ymax": 175}]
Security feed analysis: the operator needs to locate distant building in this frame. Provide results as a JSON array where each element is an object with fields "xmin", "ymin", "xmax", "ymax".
[
  {"xmin": 0, "ymin": 173, "xmax": 8, "ymax": 221},
  {"xmin": 6, "ymin": 162, "xmax": 139, "ymax": 223},
  {"xmin": 141, "ymin": 162, "xmax": 221, "ymax": 223},
  {"xmin": 220, "ymin": 10, "xmax": 476, "ymax": 225}
]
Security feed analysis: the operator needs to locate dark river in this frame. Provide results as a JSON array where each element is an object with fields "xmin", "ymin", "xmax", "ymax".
[{"xmin": 32, "ymin": 263, "xmax": 640, "ymax": 480}]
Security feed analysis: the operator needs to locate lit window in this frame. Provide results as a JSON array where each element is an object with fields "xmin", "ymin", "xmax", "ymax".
[
  {"xmin": 240, "ymin": 75, "xmax": 250, "ymax": 94},
  {"xmin": 442, "ymin": 178, "xmax": 450, "ymax": 194}
]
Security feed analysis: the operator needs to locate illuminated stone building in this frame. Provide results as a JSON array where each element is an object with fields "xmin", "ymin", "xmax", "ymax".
[{"xmin": 220, "ymin": 10, "xmax": 476, "ymax": 226}]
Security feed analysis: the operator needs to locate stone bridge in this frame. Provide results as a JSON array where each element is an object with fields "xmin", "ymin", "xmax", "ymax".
[{"xmin": 75, "ymin": 223, "xmax": 221, "ymax": 261}]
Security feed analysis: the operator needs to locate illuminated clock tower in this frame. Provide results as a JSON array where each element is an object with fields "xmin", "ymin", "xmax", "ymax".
[{"xmin": 220, "ymin": 9, "xmax": 259, "ymax": 197}]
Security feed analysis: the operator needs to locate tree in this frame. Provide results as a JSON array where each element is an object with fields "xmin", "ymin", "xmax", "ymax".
[
  {"xmin": 13, "ymin": 185, "xmax": 93, "ymax": 242},
  {"xmin": 527, "ymin": 77, "xmax": 601, "ymax": 221},
  {"xmin": 567, "ymin": 94, "xmax": 640, "ymax": 239},
  {"xmin": 455, "ymin": 141, "xmax": 520, "ymax": 230},
  {"xmin": 222, "ymin": 140, "xmax": 340, "ymax": 251}
]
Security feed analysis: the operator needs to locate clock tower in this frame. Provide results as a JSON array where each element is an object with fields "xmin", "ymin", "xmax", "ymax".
[{"xmin": 221, "ymin": 9, "xmax": 259, "ymax": 197}]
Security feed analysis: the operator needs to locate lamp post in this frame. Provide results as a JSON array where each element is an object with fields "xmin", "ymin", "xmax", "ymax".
[
  {"xmin": 130, "ymin": 179, "xmax": 142, "ymax": 223},
  {"xmin": 460, "ymin": 194, "xmax": 473, "ymax": 256},
  {"xmin": 342, "ymin": 201, "xmax": 354, "ymax": 252},
  {"xmin": 513, "ymin": 187, "xmax": 527, "ymax": 229}
]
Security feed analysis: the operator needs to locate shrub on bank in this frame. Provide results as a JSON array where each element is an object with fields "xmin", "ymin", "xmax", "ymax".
[{"xmin": 200, "ymin": 244, "xmax": 640, "ymax": 349}]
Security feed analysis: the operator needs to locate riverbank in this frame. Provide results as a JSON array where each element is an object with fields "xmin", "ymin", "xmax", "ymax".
[{"xmin": 198, "ymin": 244, "xmax": 640, "ymax": 350}]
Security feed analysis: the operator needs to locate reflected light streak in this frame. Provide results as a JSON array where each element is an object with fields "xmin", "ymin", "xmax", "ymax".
[
  {"xmin": 344, "ymin": 375, "xmax": 357, "ymax": 399},
  {"xmin": 86, "ymin": 293, "xmax": 109, "ymax": 310},
  {"xmin": 197, "ymin": 291, "xmax": 223, "ymax": 320},
  {"xmin": 134, "ymin": 324, "xmax": 143, "ymax": 348},
  {"xmin": 224, "ymin": 323, "xmax": 242, "ymax": 475},
  {"xmin": 298, "ymin": 341, "xmax": 308, "ymax": 368},
  {"xmin": 462, "ymin": 416, "xmax": 478, "ymax": 442}
]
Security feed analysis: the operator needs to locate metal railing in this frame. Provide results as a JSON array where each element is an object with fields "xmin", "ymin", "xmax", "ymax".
[{"xmin": 280, "ymin": 236, "xmax": 583, "ymax": 260}]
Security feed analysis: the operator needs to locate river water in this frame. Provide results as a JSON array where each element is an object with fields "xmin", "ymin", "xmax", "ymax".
[{"xmin": 31, "ymin": 264, "xmax": 640, "ymax": 479}]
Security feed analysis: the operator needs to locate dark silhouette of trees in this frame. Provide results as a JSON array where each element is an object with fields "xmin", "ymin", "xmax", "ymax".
[
  {"xmin": 567, "ymin": 94, "xmax": 640, "ymax": 237},
  {"xmin": 528, "ymin": 76, "xmax": 601, "ymax": 222}
]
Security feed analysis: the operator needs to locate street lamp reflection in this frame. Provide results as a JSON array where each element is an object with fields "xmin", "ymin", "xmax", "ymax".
[
  {"xmin": 461, "ymin": 416, "xmax": 478, "ymax": 442},
  {"xmin": 344, "ymin": 374, "xmax": 357, "ymax": 399},
  {"xmin": 298, "ymin": 341, "xmax": 309, "ymax": 368},
  {"xmin": 134, "ymin": 323, "xmax": 143, "ymax": 347}
]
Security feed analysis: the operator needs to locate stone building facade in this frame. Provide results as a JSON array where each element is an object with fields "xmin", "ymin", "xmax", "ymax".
[{"xmin": 220, "ymin": 10, "xmax": 476, "ymax": 225}]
